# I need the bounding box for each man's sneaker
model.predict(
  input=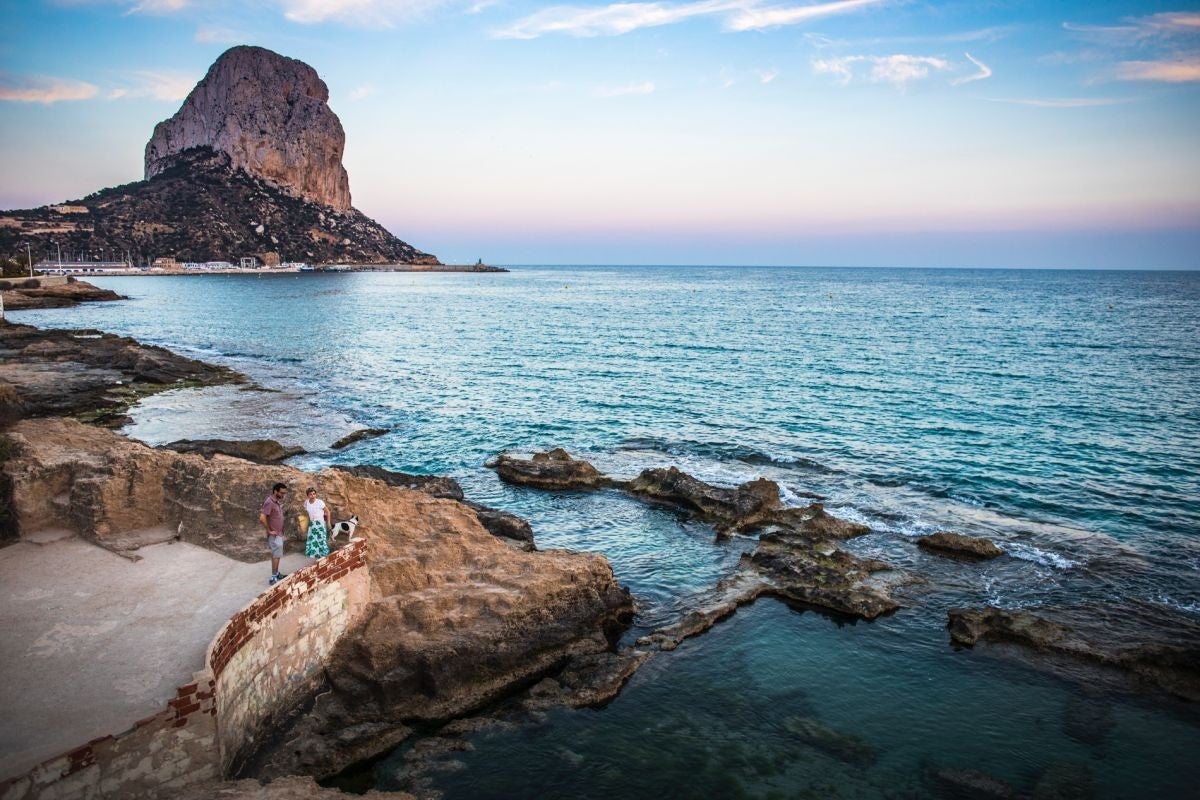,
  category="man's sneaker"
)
[269,575,278,586]
[275,572,288,580]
